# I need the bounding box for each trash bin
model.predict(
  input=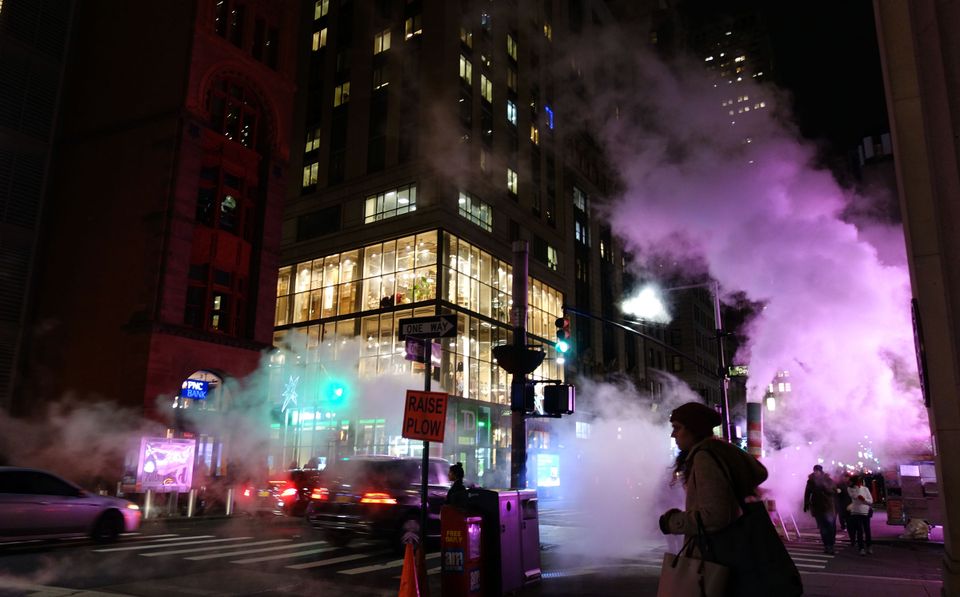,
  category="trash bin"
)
[441,505,483,596]
[467,488,541,596]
